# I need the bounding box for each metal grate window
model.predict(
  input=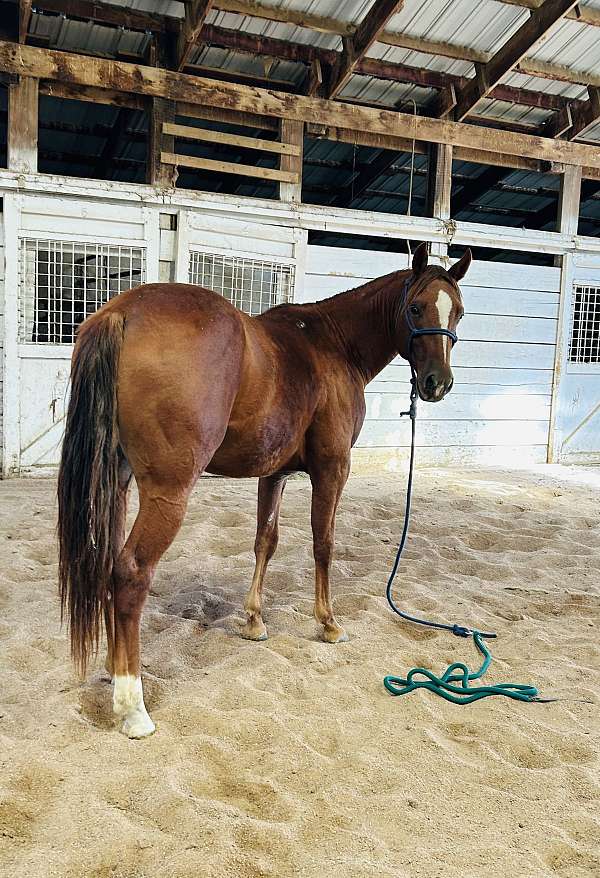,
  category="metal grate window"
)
[569,285,600,364]
[189,251,294,316]
[20,239,146,344]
